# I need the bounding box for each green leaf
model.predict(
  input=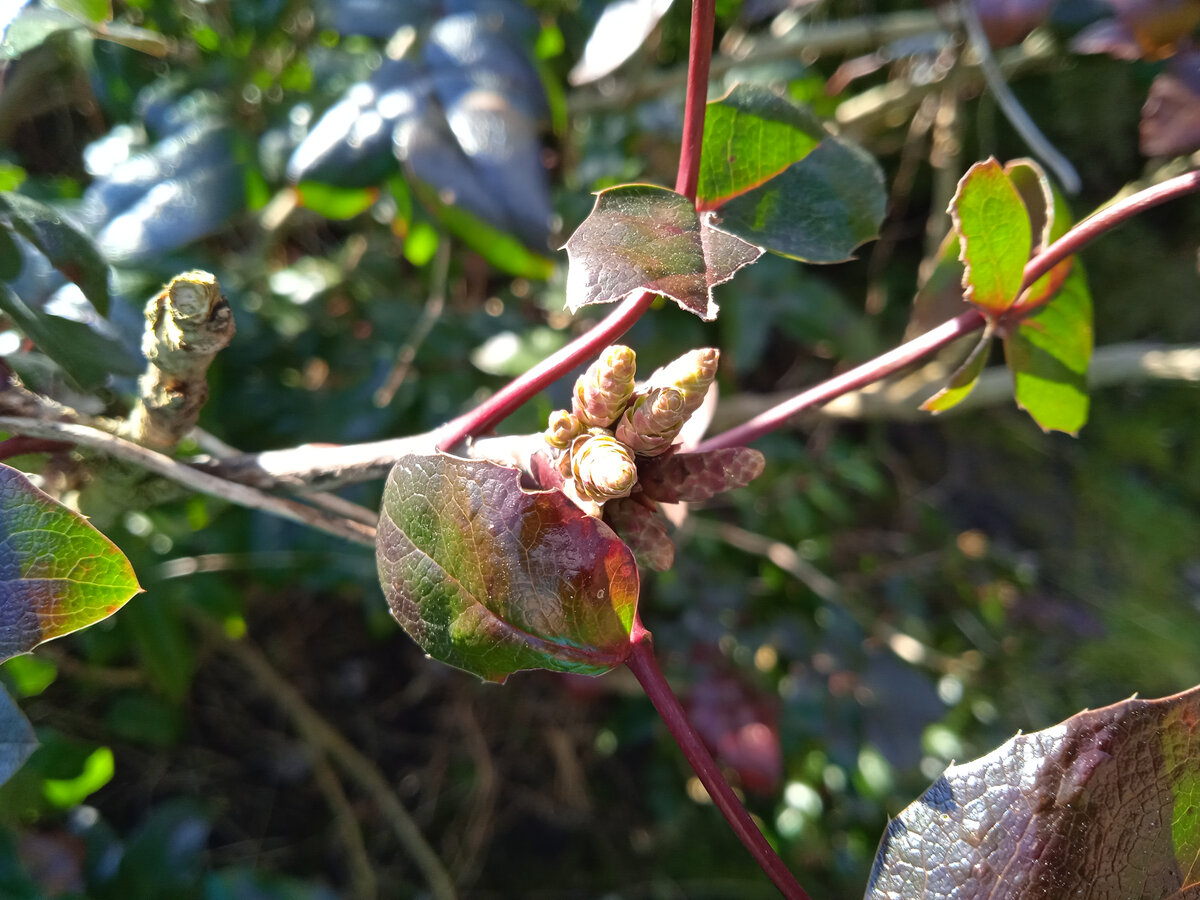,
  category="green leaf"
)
[0,687,36,791]
[294,182,379,220]
[0,166,25,194]
[867,684,1200,899]
[0,282,140,389]
[699,85,885,263]
[0,7,80,59]
[950,158,1032,313]
[0,464,142,663]
[376,454,639,683]
[470,326,569,377]
[422,190,553,280]
[46,0,111,24]
[922,328,995,413]
[1008,159,1076,310]
[1003,263,1093,434]
[564,184,762,321]
[0,192,110,314]
[697,84,821,207]
[42,745,114,808]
